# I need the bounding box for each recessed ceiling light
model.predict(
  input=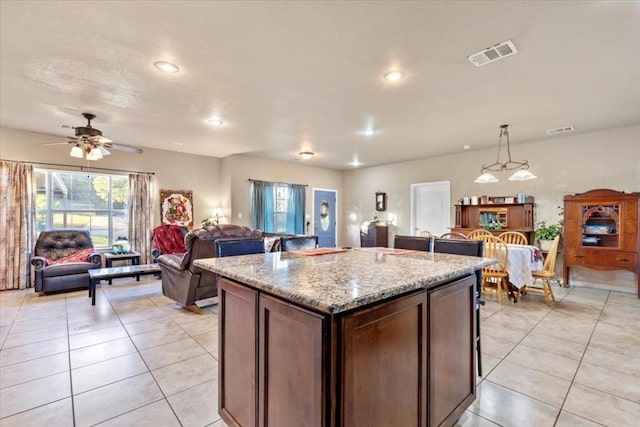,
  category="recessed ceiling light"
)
[384,70,404,81]
[463,145,472,150]
[361,129,376,136]
[154,61,179,73]
[350,159,362,167]
[299,151,314,160]
[172,142,183,146]
[207,118,223,126]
